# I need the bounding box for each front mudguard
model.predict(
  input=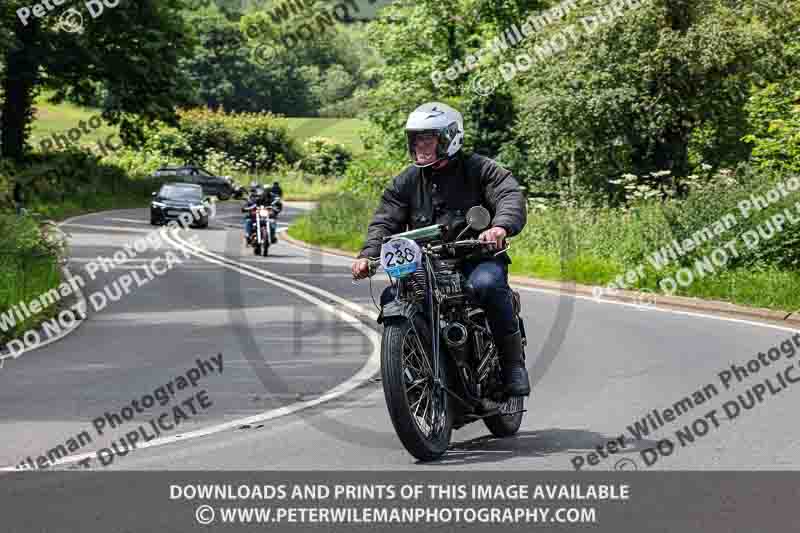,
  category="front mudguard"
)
[378,300,433,357]
[377,299,422,326]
